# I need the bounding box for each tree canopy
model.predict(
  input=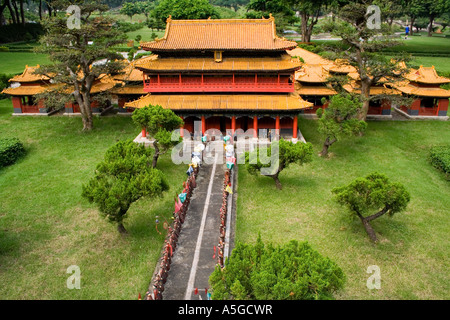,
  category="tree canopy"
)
[332,172,410,242]
[316,93,367,157]
[209,235,346,300]
[132,105,183,168]
[245,139,313,190]
[82,139,169,234]
[35,0,126,131]
[152,0,220,23]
